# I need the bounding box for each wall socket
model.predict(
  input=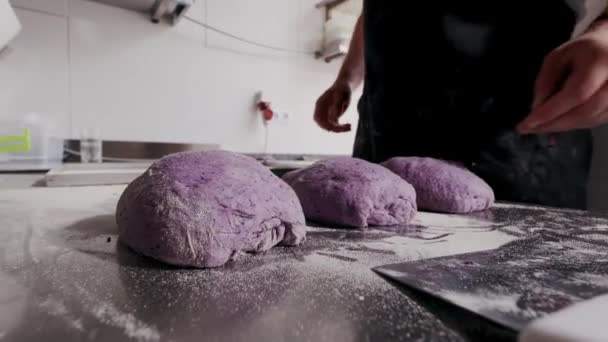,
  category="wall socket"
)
[254,90,290,125]
[270,111,290,125]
